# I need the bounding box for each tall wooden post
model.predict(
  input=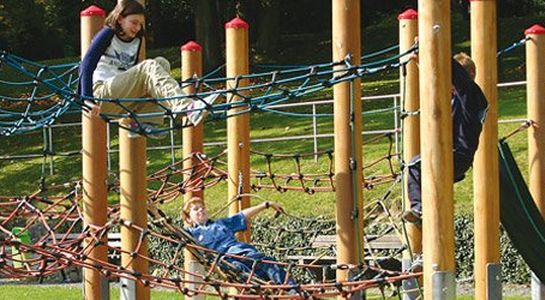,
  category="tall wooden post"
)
[119,125,149,300]
[181,41,205,300]
[225,17,251,241]
[525,24,545,300]
[332,0,363,286]
[181,41,204,202]
[80,5,109,300]
[119,1,149,299]
[470,1,502,299]
[417,0,456,298]
[398,8,421,300]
